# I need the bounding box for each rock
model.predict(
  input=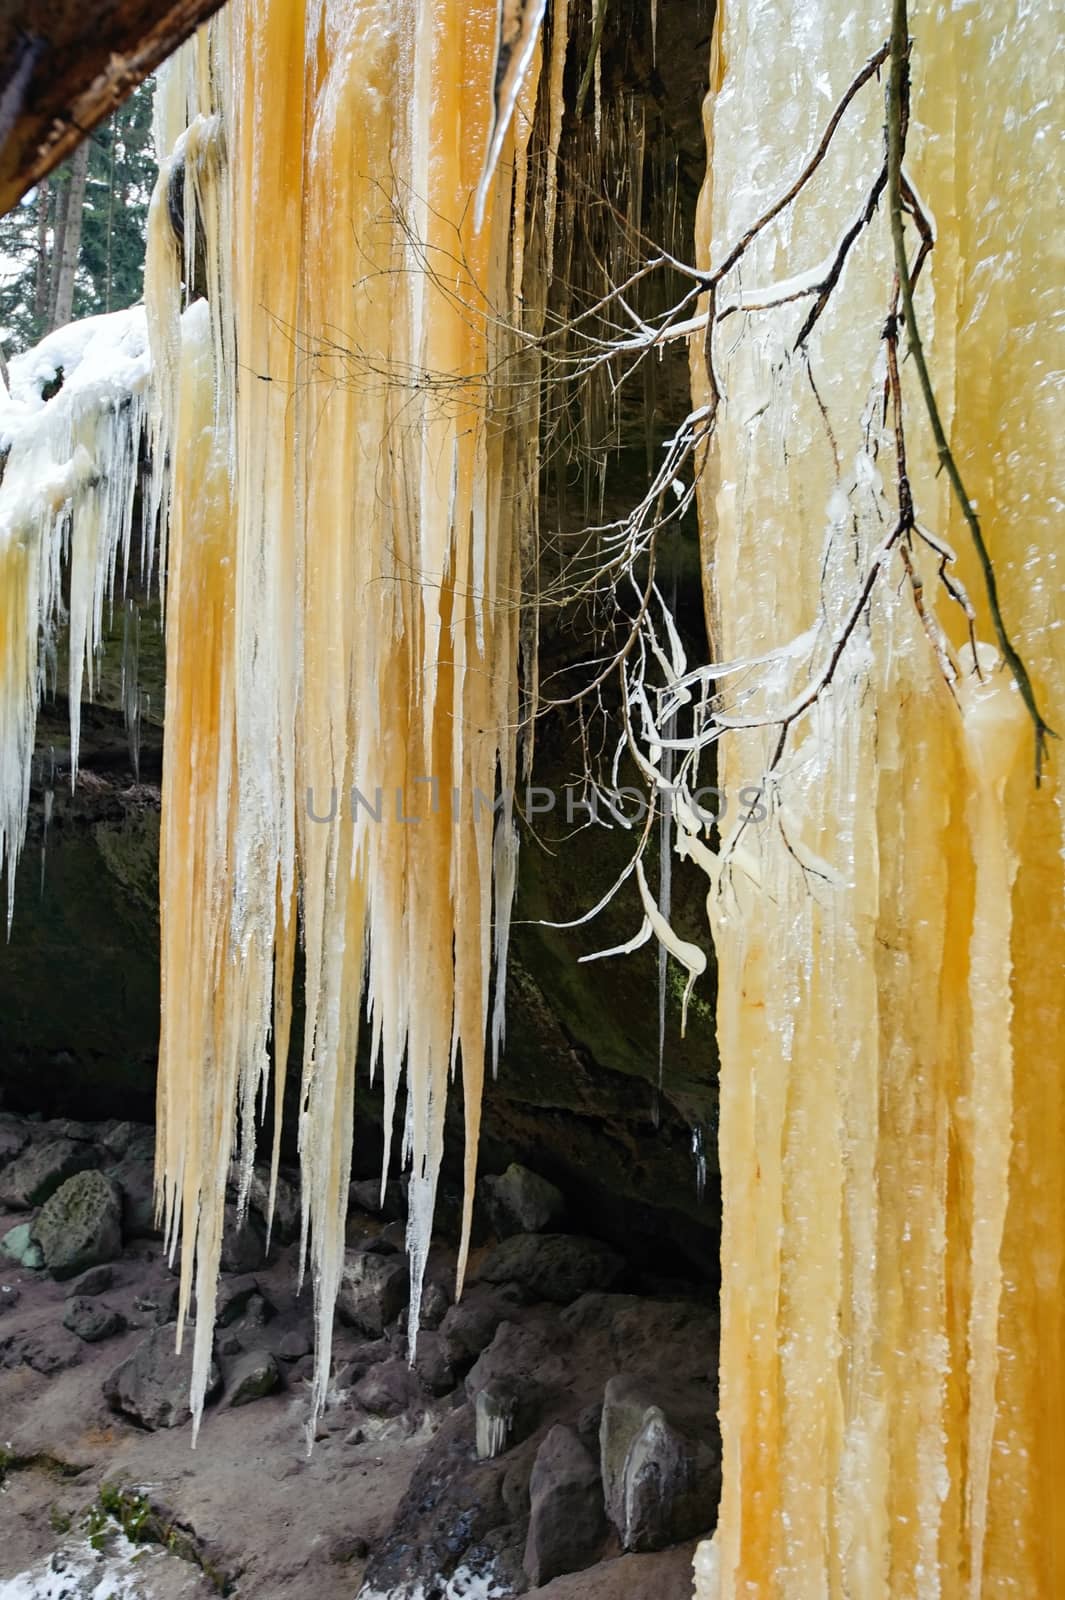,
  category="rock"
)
[524,1424,607,1586]
[214,1274,264,1327]
[412,1330,456,1396]
[599,1375,719,1552]
[150,1281,182,1326]
[354,1227,399,1256]
[482,1164,565,1239]
[328,1534,369,1564]
[337,1250,408,1337]
[46,1118,98,1143]
[67,1263,115,1297]
[0,1119,29,1168]
[379,1220,408,1253]
[228,1161,301,1245]
[220,1204,267,1273]
[420,1278,452,1331]
[226,1348,281,1406]
[359,1407,511,1596]
[479,1235,624,1304]
[523,1542,700,1599]
[349,1177,407,1222]
[438,1283,525,1373]
[0,1138,96,1208]
[1,1329,81,1375]
[104,1324,222,1429]
[278,1328,312,1362]
[474,1374,538,1459]
[62,1297,126,1343]
[1,1221,44,1269]
[353,1357,420,1417]
[335,1339,391,1388]
[0,1283,20,1312]
[95,1119,146,1159]
[31,1170,122,1281]
[106,1154,161,1239]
